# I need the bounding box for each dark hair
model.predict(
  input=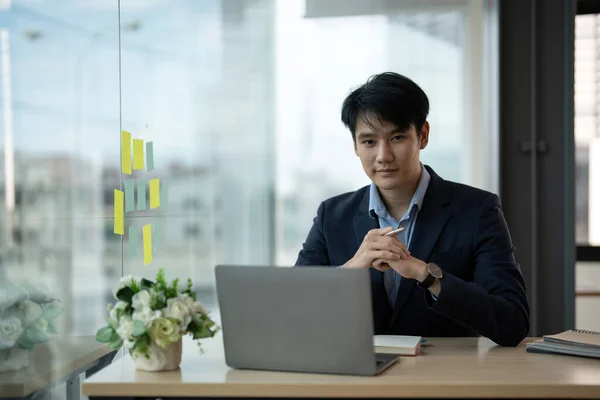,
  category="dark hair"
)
[341,72,430,141]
